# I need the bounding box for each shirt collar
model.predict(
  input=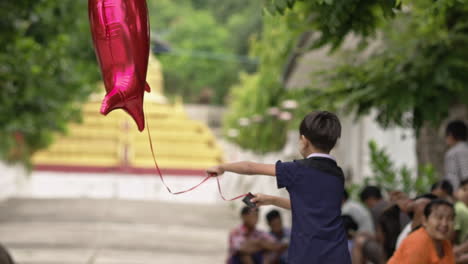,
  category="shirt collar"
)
[307,153,336,161]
